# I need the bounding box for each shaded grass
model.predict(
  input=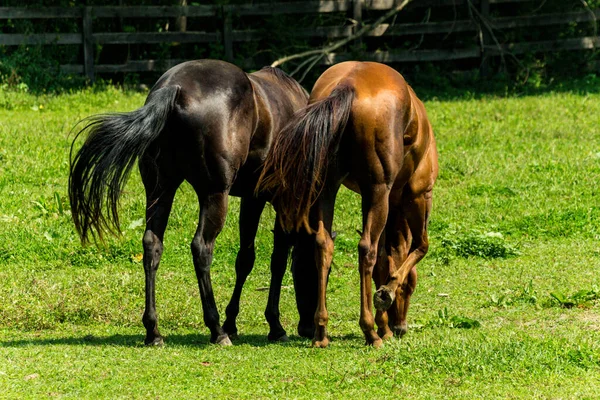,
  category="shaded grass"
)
[1,83,600,398]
